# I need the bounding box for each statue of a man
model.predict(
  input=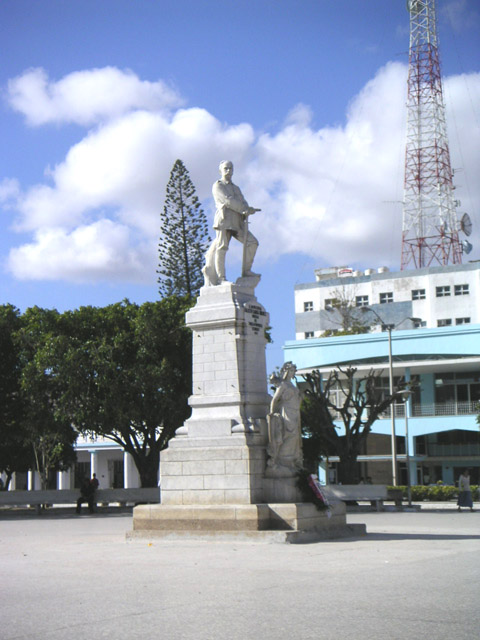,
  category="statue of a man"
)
[202,160,260,286]
[266,362,303,477]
